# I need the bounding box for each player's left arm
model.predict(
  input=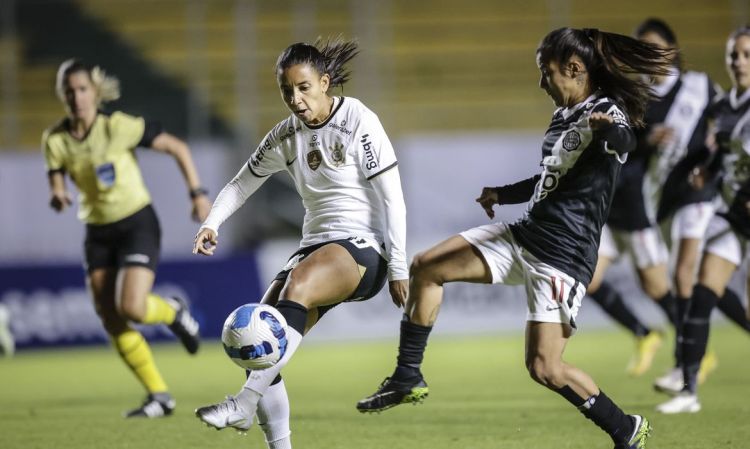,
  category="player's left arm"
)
[589,105,636,156]
[359,113,409,307]
[149,131,211,222]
